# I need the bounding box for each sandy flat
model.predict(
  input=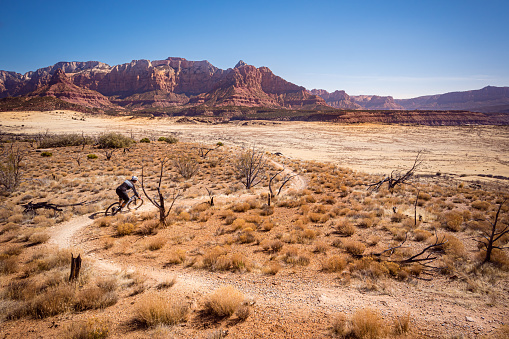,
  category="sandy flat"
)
[1,110,508,180]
